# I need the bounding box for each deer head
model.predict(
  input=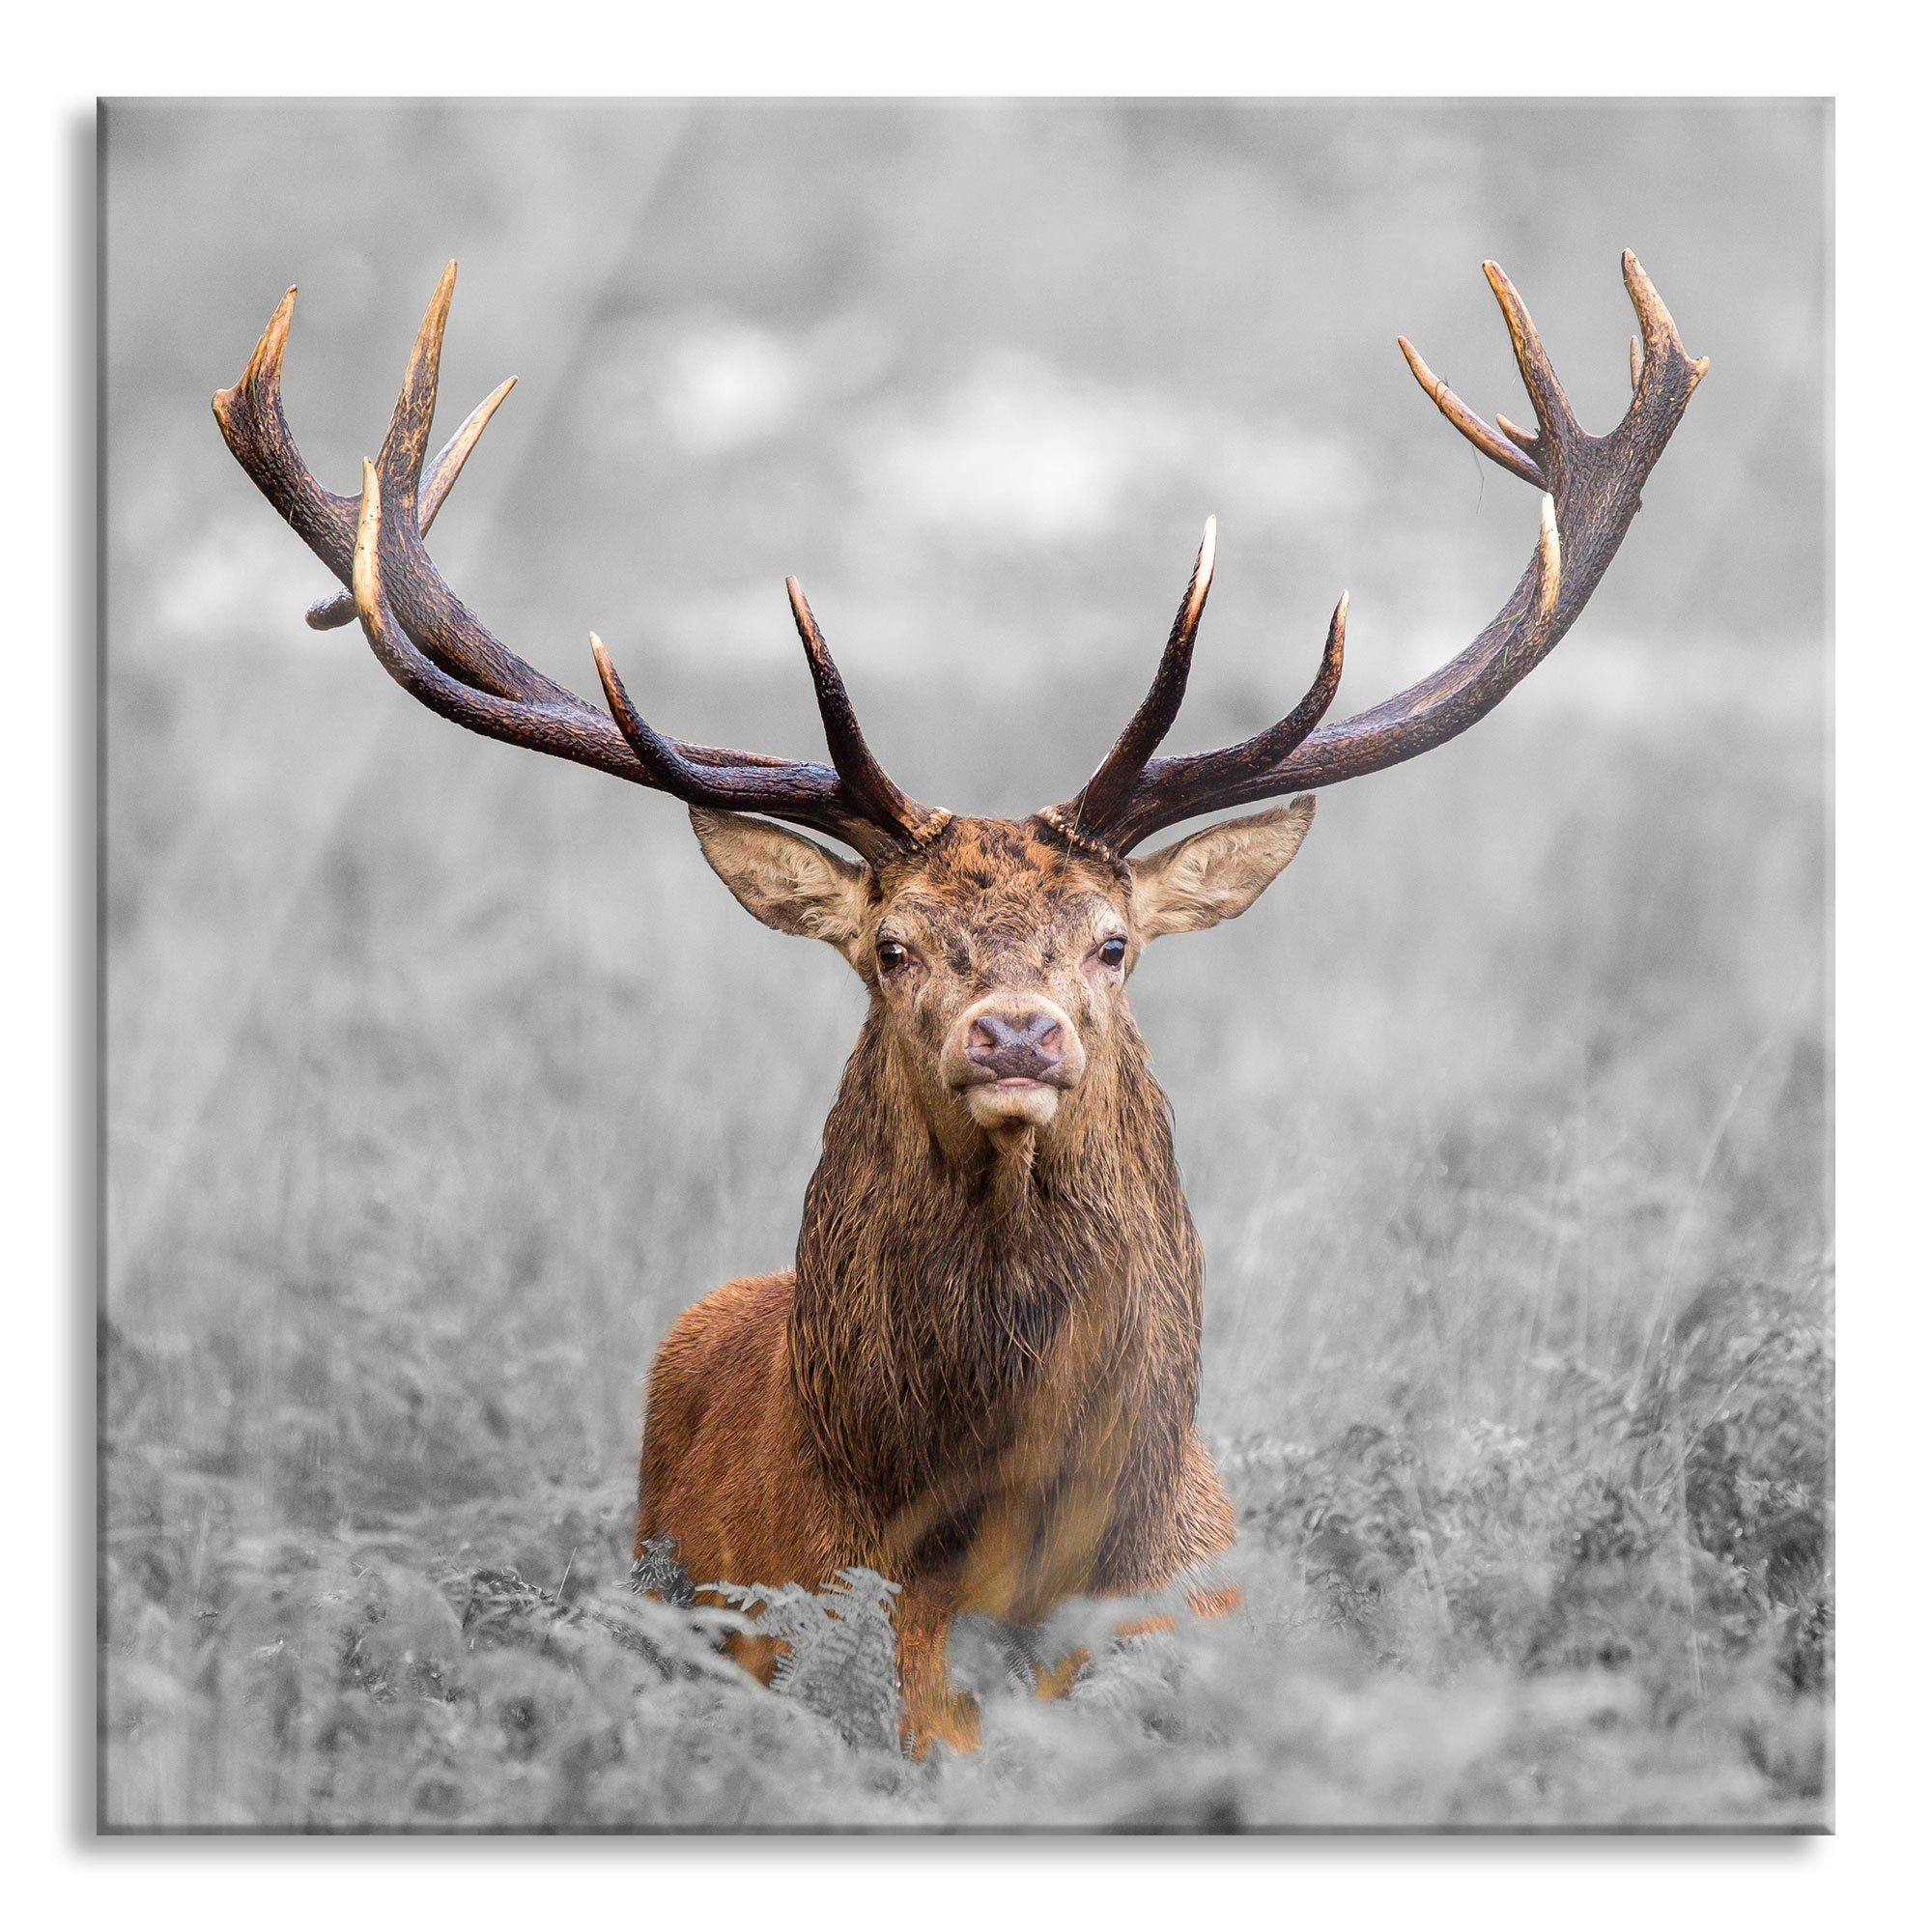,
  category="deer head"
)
[213,257,1705,1170]
[686,793,1316,1151]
